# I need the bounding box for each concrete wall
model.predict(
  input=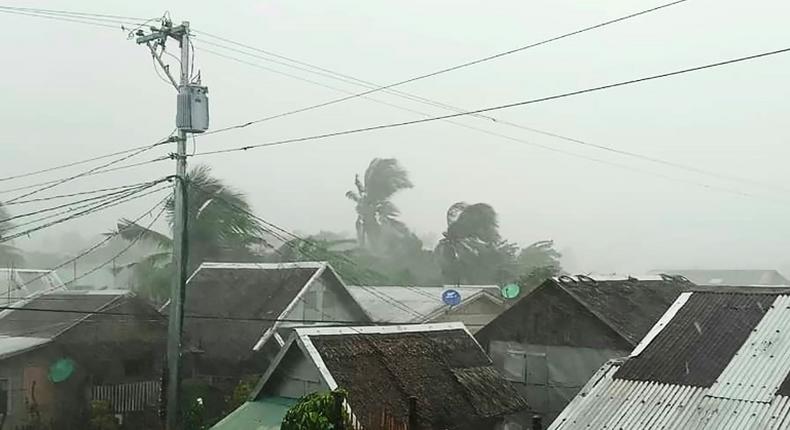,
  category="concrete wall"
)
[489,341,626,425]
